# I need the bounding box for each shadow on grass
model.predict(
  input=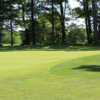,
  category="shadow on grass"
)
[73,65,100,72]
[0,45,100,52]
